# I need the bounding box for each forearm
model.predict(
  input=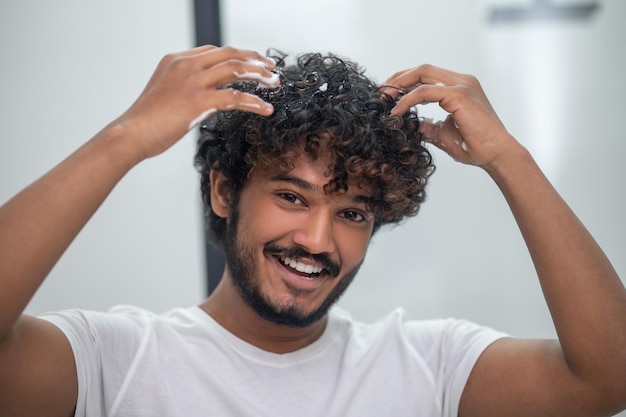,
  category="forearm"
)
[487,142,626,391]
[0,121,144,338]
